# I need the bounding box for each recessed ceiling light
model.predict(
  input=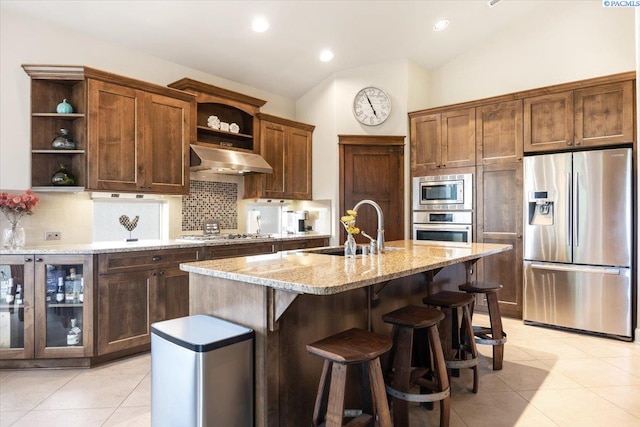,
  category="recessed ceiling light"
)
[319,49,334,62]
[487,0,503,7]
[252,16,269,33]
[433,19,449,32]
